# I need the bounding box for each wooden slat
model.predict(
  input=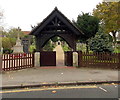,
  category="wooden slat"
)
[3,55,5,71]
[5,54,9,70]
[78,52,119,69]
[2,53,35,71]
[28,53,30,67]
[30,54,32,67]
